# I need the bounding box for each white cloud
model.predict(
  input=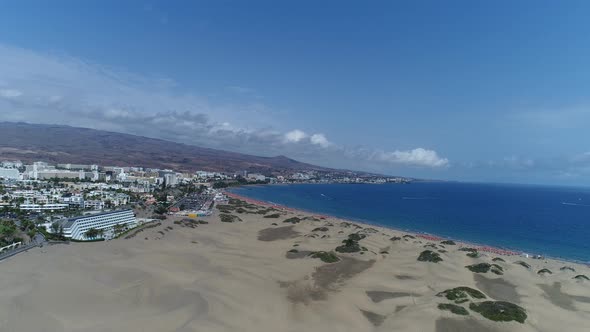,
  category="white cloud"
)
[371,148,449,167]
[310,133,331,148]
[0,42,451,171]
[284,129,308,143]
[0,89,22,98]
[284,131,332,149]
[0,43,283,153]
